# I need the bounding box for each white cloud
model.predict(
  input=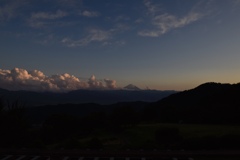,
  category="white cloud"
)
[80,10,99,17]
[104,79,117,89]
[139,0,204,37]
[0,68,117,92]
[88,75,104,89]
